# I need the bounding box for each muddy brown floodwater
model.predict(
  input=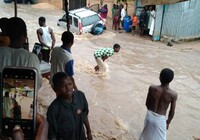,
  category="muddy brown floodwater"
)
[1,1,200,140]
